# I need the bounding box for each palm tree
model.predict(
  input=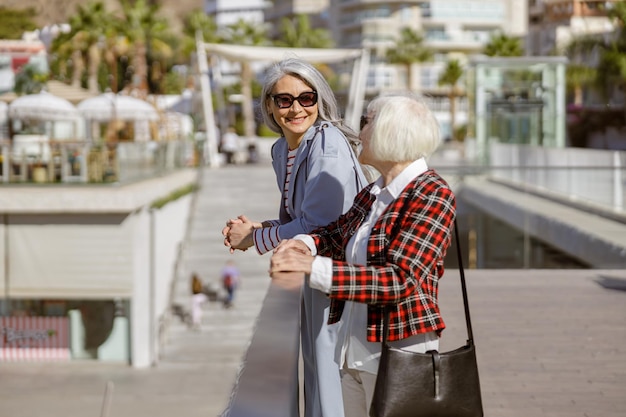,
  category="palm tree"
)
[595,2,626,100]
[81,2,113,93]
[563,2,626,104]
[566,65,596,105]
[100,25,130,93]
[386,27,432,91]
[51,1,112,92]
[274,14,334,48]
[483,32,524,57]
[50,32,80,85]
[564,35,600,105]
[438,60,464,140]
[119,0,173,94]
[181,10,221,60]
[222,19,271,138]
[52,3,94,87]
